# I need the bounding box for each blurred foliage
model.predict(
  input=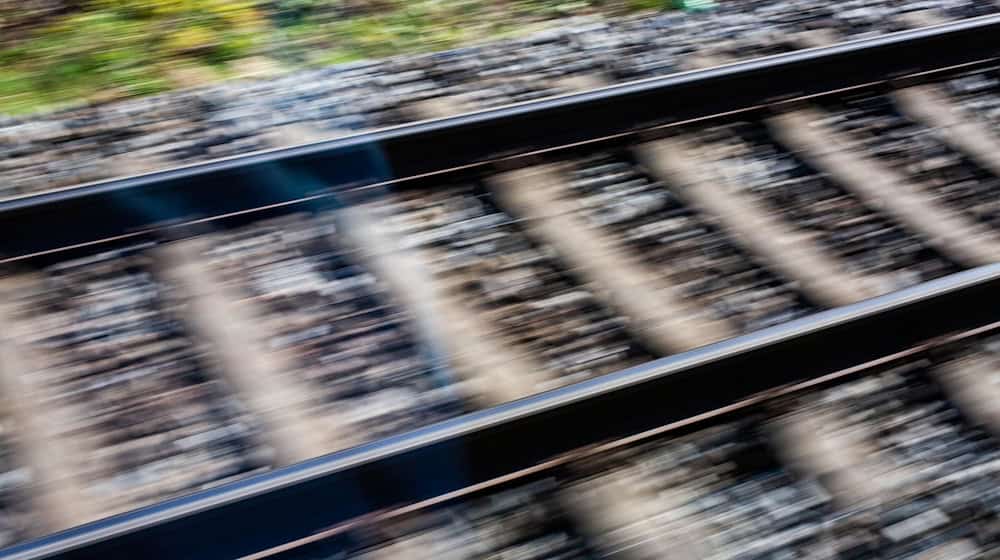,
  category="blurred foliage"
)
[270,0,671,65]
[0,0,265,113]
[0,0,671,115]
